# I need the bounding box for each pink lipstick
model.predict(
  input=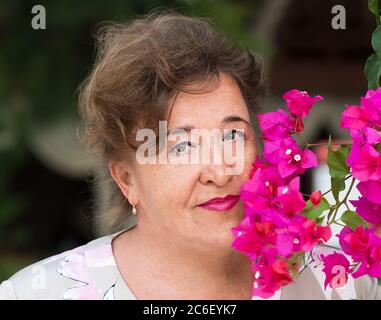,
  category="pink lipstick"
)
[198,195,240,212]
